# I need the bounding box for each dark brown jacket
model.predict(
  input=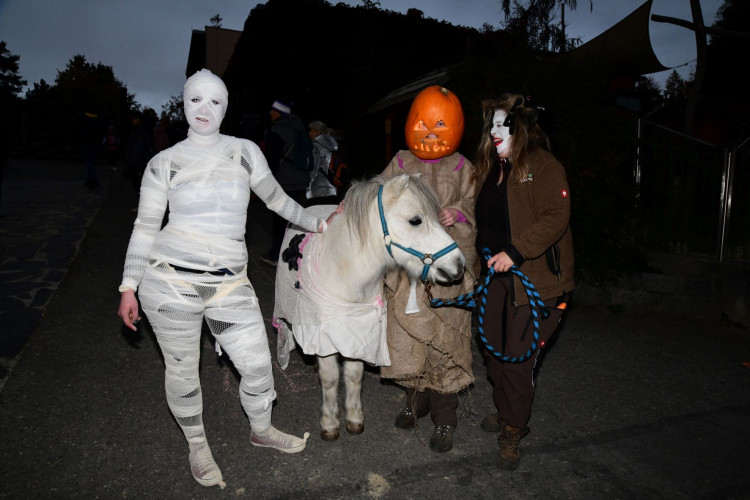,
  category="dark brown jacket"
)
[503,149,575,305]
